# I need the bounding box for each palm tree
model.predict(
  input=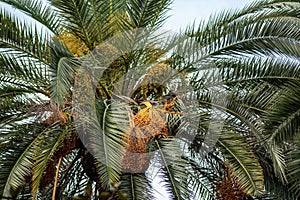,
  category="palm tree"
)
[0,0,300,199]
